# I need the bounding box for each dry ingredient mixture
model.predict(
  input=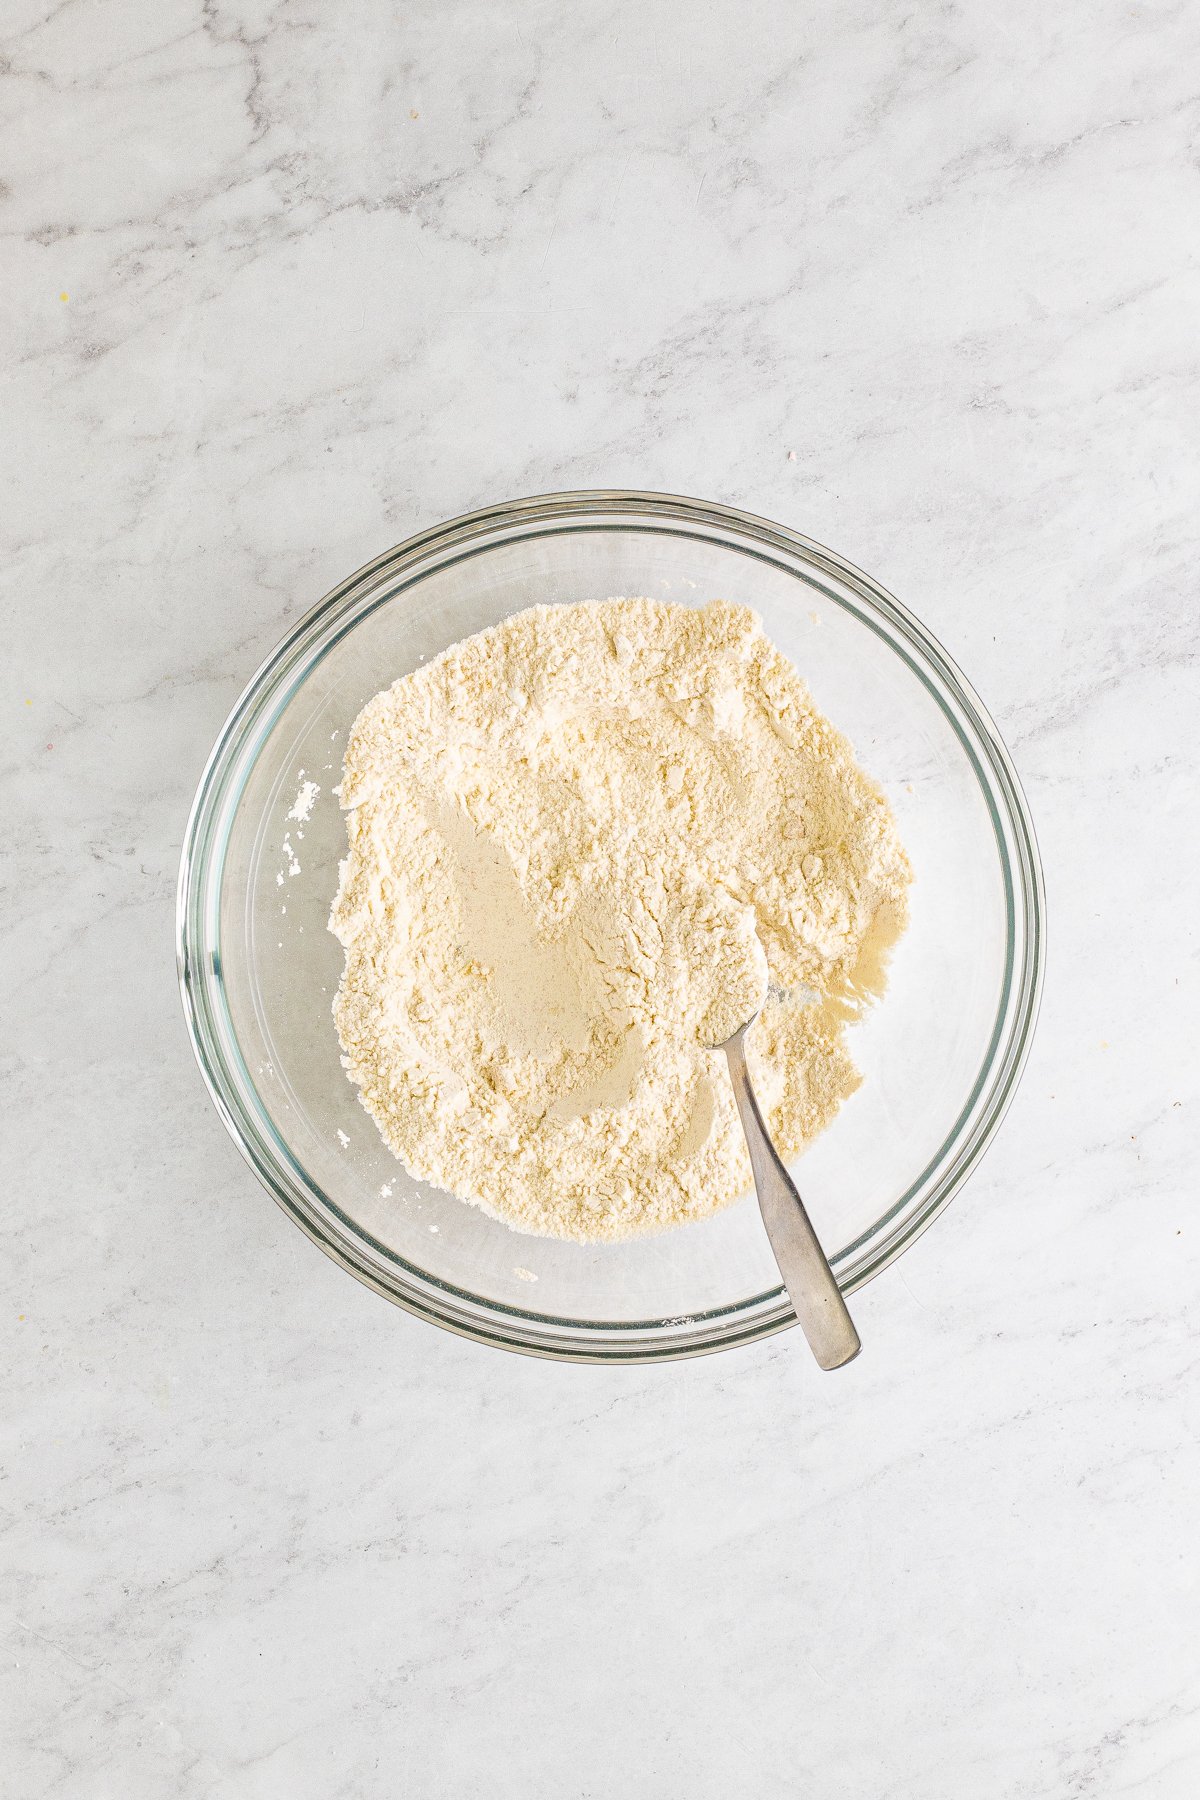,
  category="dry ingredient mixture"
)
[330,599,911,1242]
